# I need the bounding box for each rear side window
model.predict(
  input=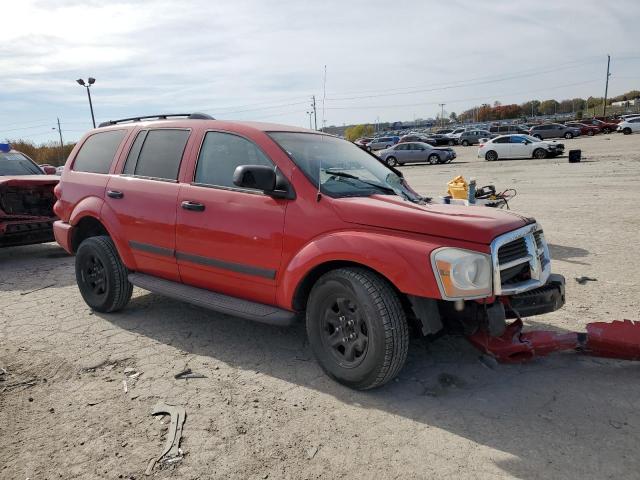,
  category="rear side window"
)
[194,131,272,189]
[124,129,189,181]
[73,130,126,174]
